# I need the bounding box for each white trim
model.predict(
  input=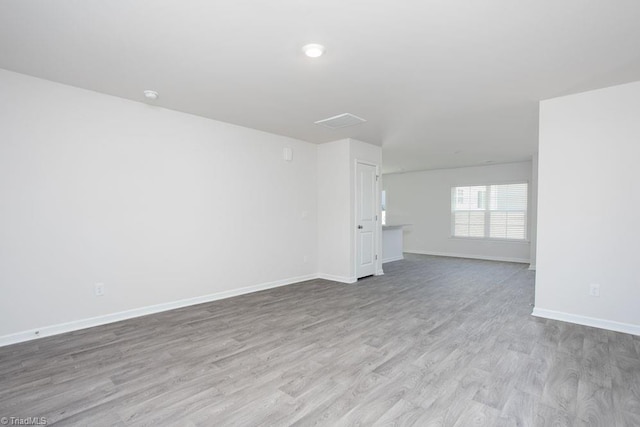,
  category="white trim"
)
[532,308,640,336]
[448,236,530,244]
[404,250,530,264]
[382,255,404,264]
[317,273,357,284]
[454,178,531,188]
[528,264,536,270]
[0,273,319,347]
[375,269,385,276]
